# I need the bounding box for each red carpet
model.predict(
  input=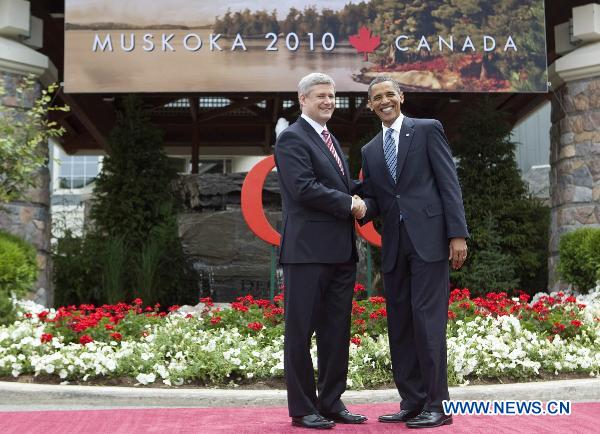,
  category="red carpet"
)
[1,402,597,433]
